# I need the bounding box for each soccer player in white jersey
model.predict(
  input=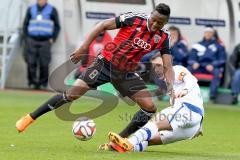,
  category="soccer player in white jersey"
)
[108,57,204,152]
